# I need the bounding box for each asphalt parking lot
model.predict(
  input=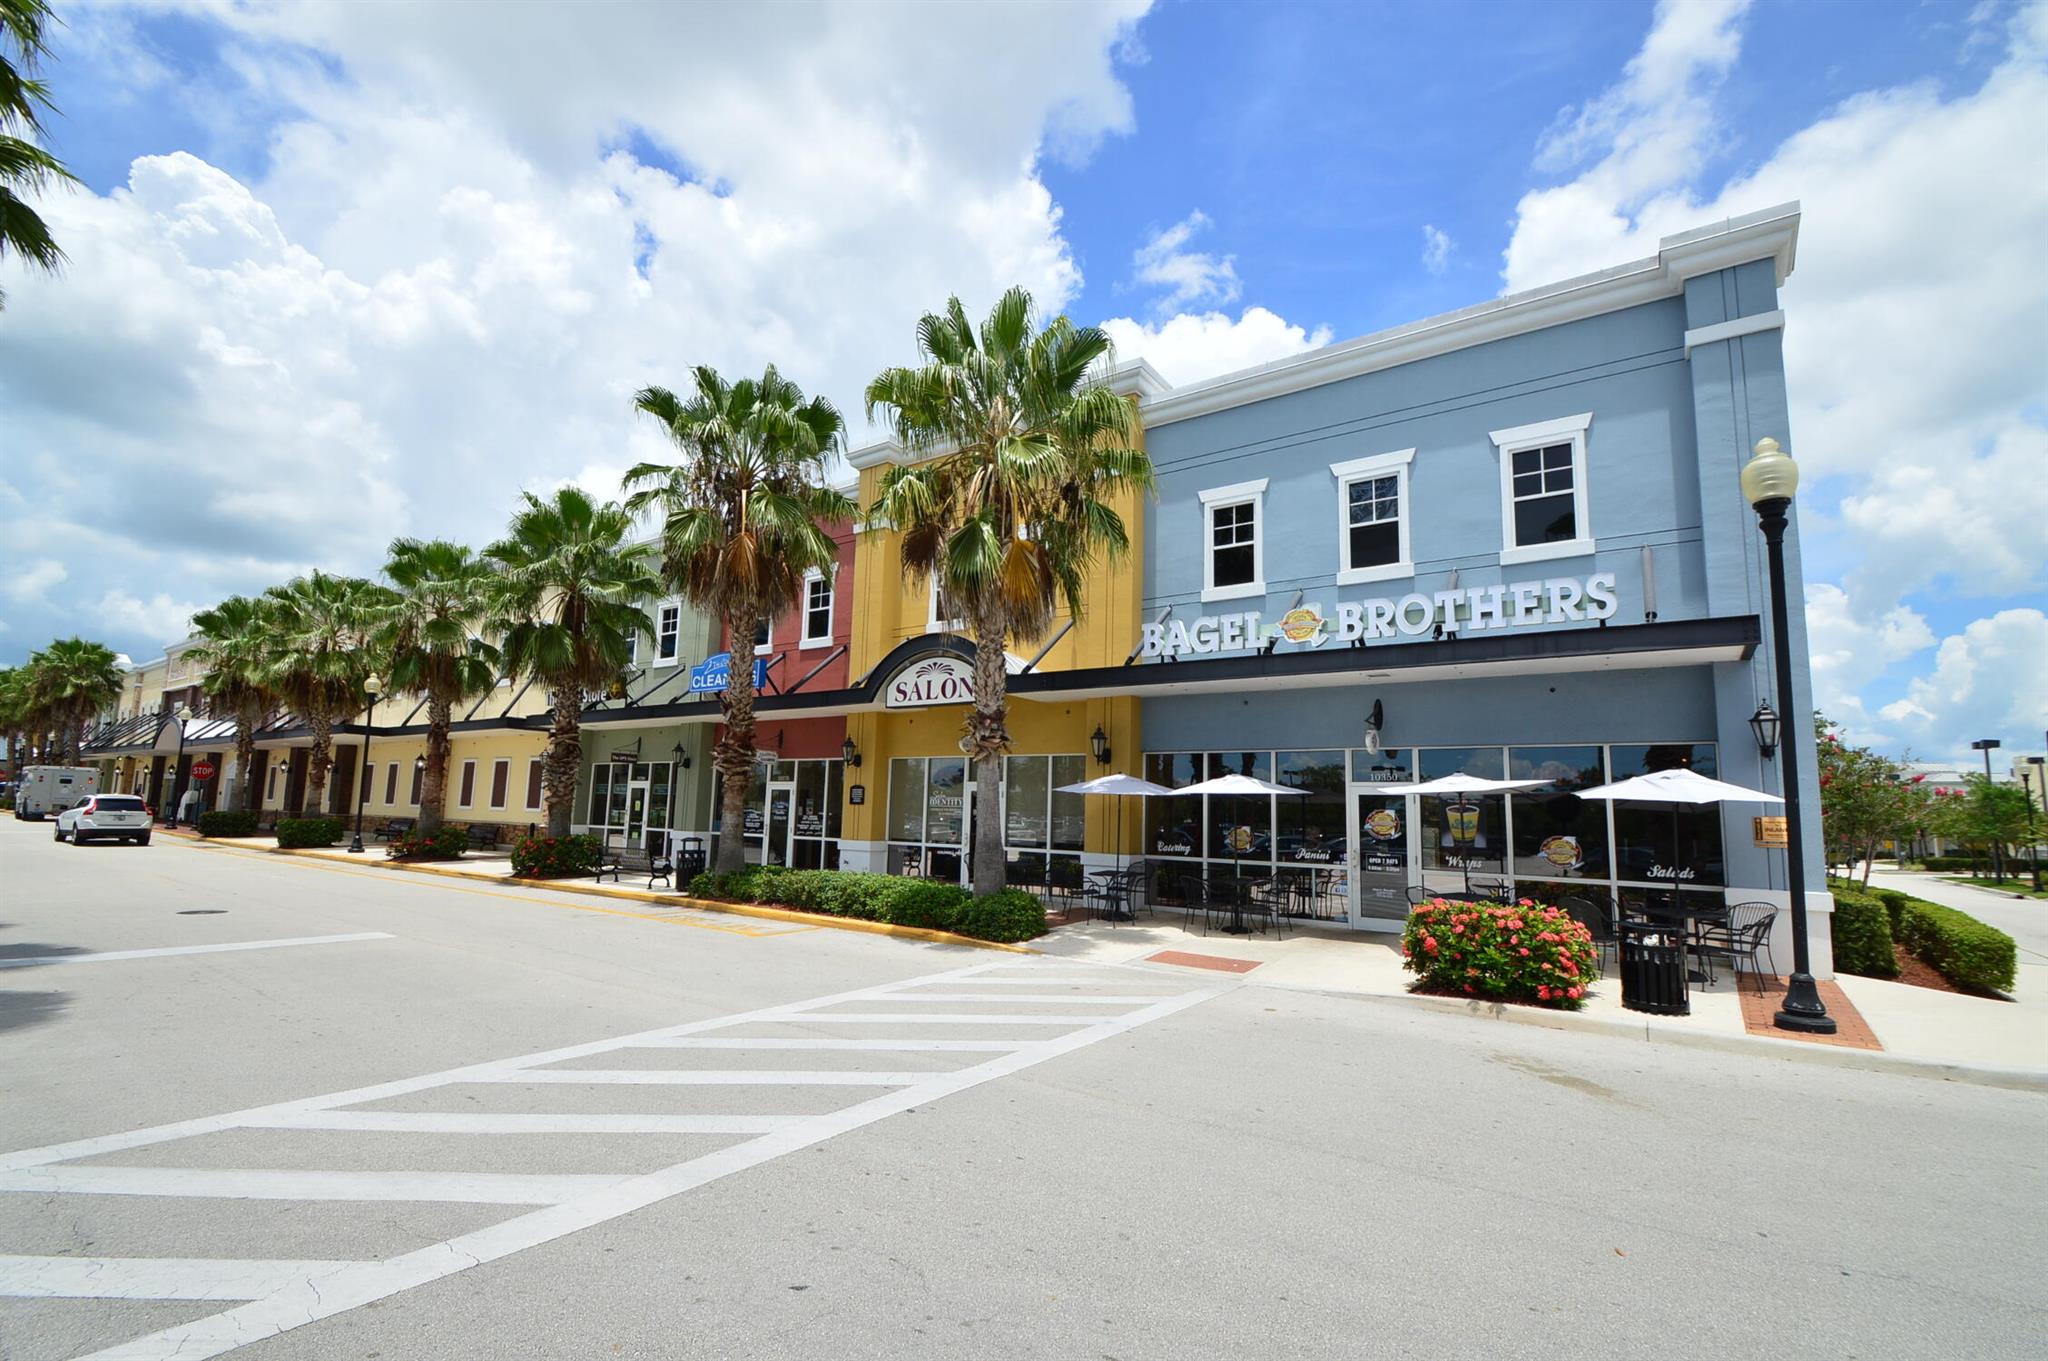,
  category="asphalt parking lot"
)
[3,818,2043,1360]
